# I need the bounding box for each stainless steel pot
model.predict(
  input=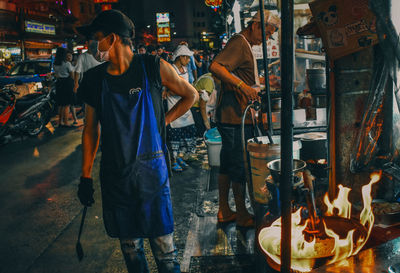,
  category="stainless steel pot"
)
[307,68,326,90]
[295,132,327,161]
